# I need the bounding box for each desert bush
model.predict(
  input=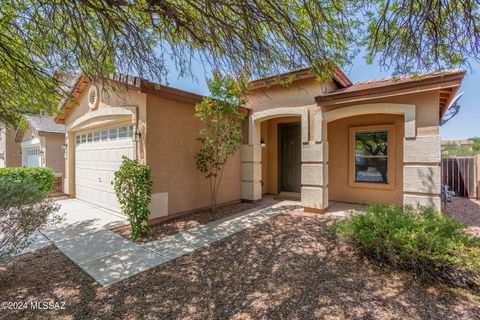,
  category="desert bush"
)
[0,176,61,260]
[113,157,152,240]
[0,167,55,194]
[334,204,480,289]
